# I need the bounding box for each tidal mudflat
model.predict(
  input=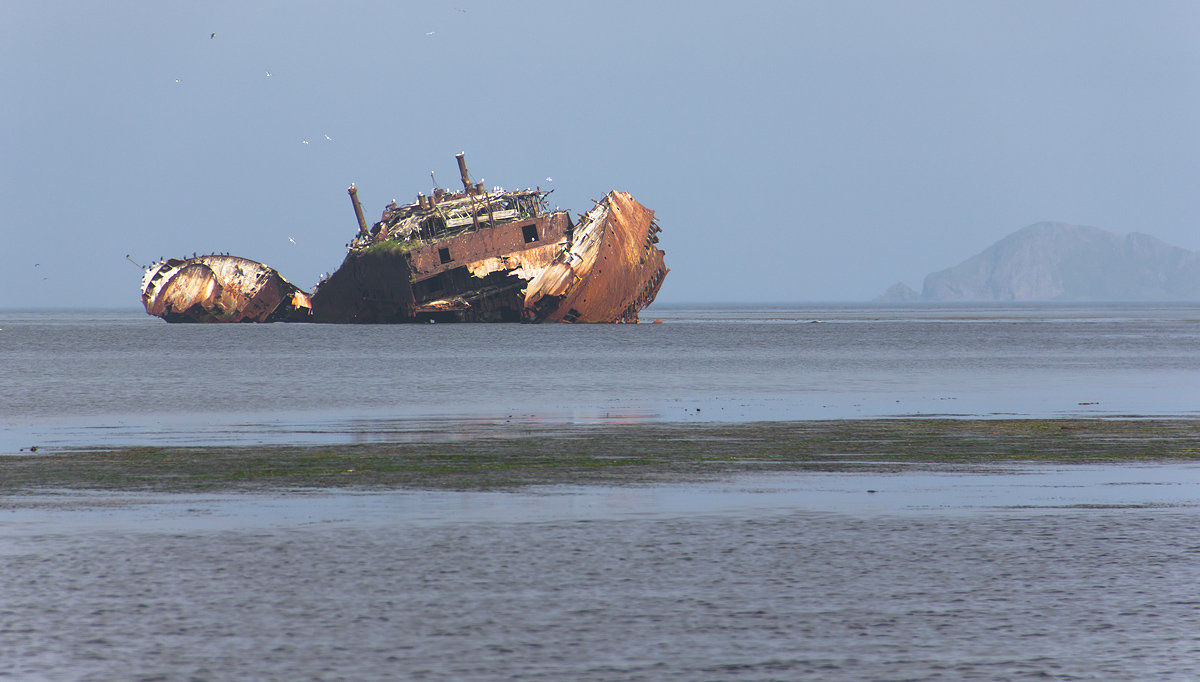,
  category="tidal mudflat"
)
[3,418,1198,494]
[4,419,1199,680]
